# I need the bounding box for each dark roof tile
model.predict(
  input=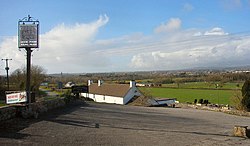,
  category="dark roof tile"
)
[89,83,130,97]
